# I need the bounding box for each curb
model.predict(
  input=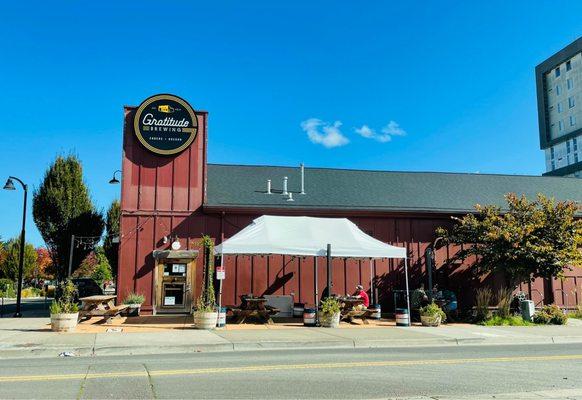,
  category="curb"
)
[1,336,582,359]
